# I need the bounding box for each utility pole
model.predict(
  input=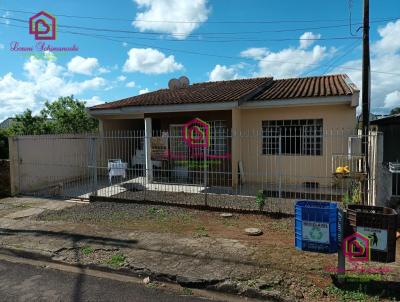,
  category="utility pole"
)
[361,0,370,204]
